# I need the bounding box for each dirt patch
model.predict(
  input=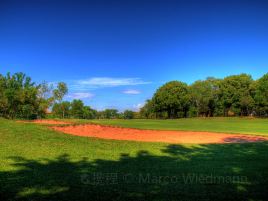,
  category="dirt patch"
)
[51,124,268,144]
[18,119,71,125]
